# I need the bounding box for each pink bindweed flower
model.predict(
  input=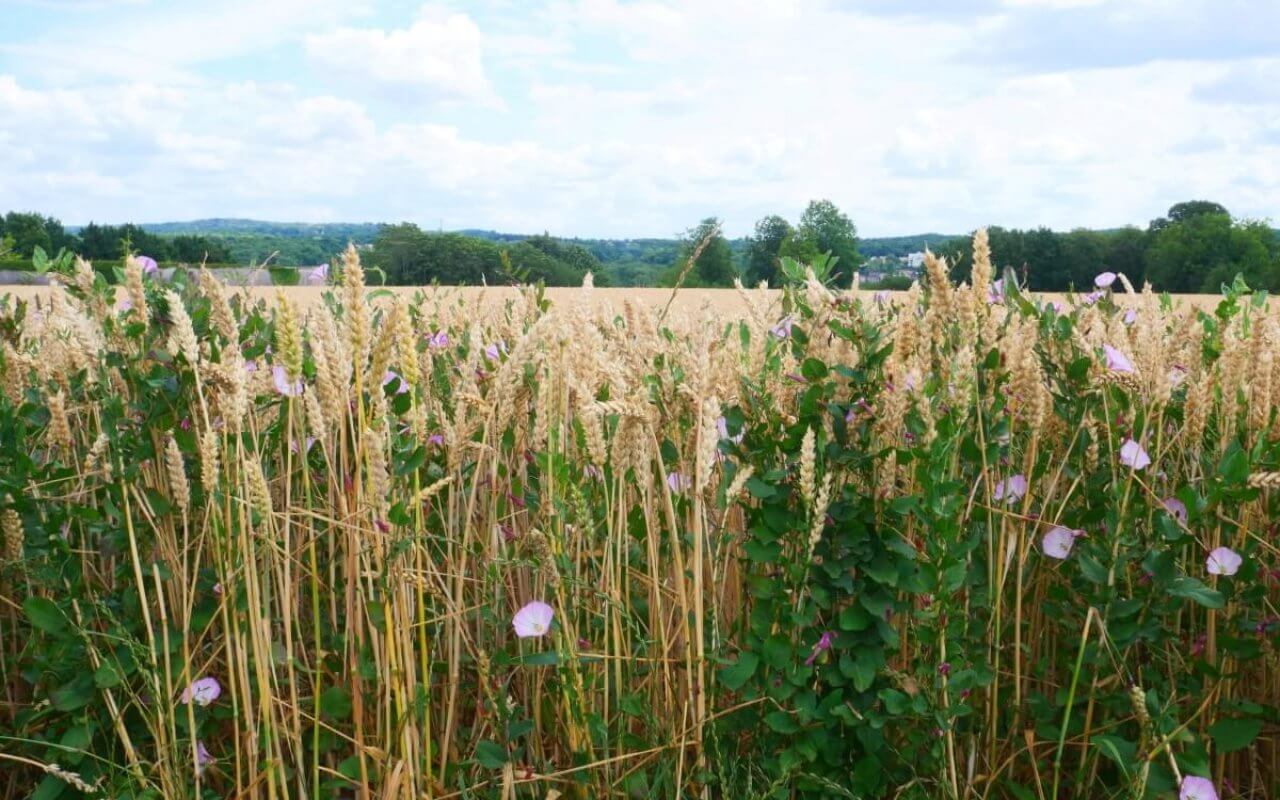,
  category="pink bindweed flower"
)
[1094,271,1117,288]
[804,631,834,666]
[180,676,221,706]
[1161,497,1188,524]
[1179,776,1218,800]
[383,370,410,394]
[305,263,329,285]
[1119,439,1151,470]
[137,255,158,275]
[1041,526,1081,560]
[195,741,214,775]
[994,474,1028,504]
[1206,547,1242,577]
[512,600,554,638]
[987,279,1004,304]
[1103,344,1135,373]
[272,366,303,397]
[770,316,794,339]
[666,471,691,494]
